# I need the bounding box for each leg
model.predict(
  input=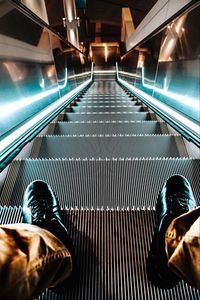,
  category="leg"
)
[147,175,197,288]
[166,207,200,289]
[0,223,72,300]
